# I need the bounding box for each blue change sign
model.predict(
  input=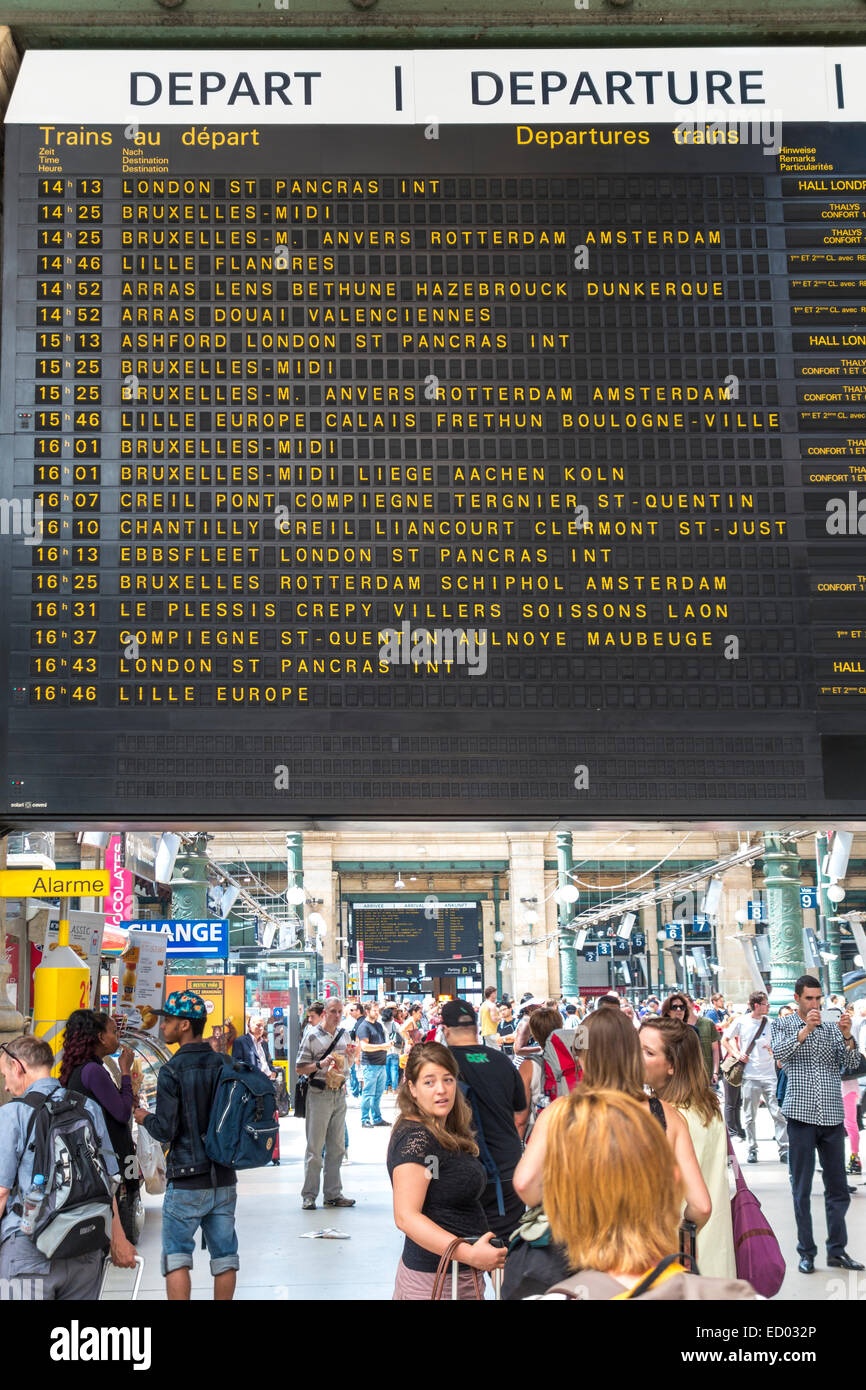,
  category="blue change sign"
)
[121,919,229,958]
